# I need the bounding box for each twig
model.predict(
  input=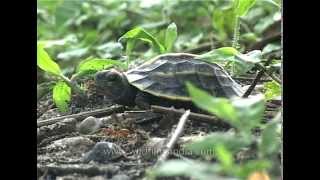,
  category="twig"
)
[243,58,274,97]
[37,105,125,127]
[242,71,265,98]
[233,77,271,82]
[156,110,190,164]
[151,105,228,126]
